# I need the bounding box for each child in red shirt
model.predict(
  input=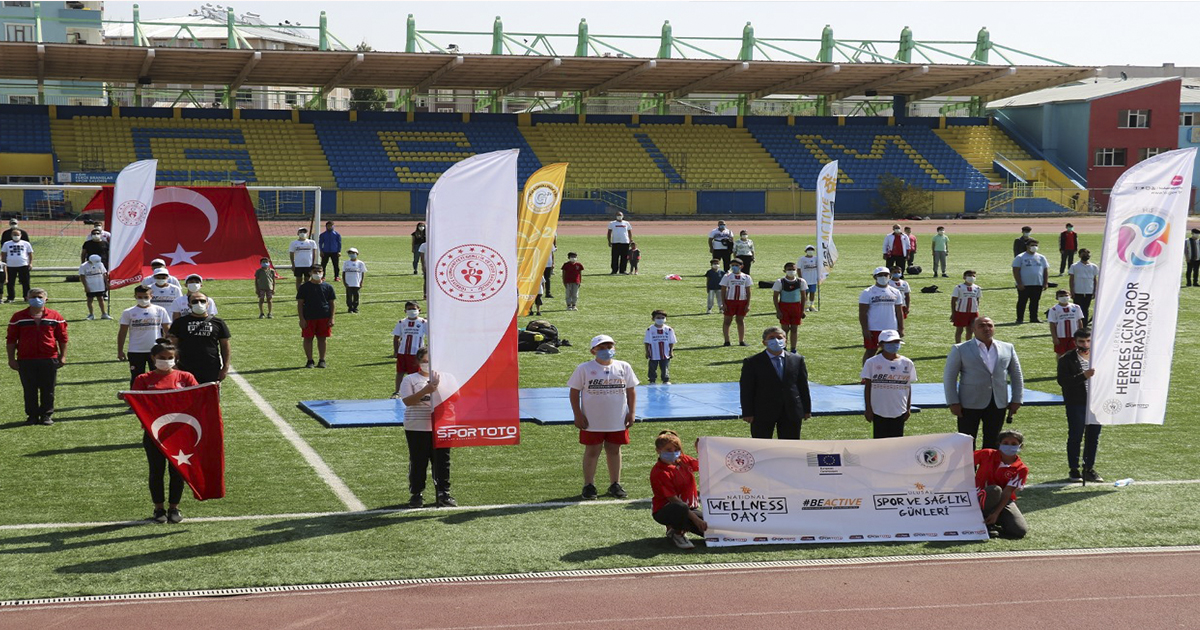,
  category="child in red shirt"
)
[561,252,584,311]
[974,430,1029,539]
[129,338,199,525]
[650,430,707,549]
